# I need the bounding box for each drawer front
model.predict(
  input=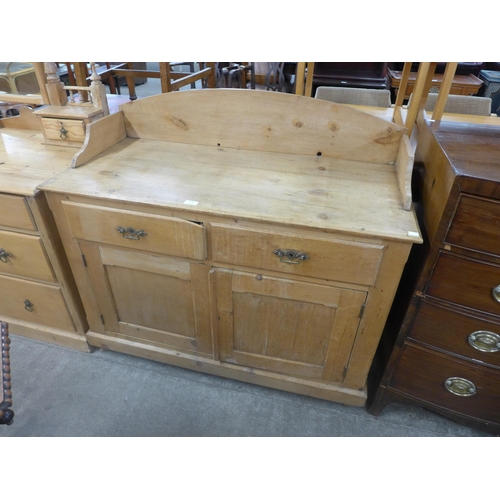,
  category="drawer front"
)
[0,274,75,331]
[389,344,500,424]
[0,194,35,231]
[409,300,500,368]
[446,195,500,257]
[0,230,55,282]
[62,201,206,260]
[211,223,384,286]
[41,117,86,143]
[427,252,500,316]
